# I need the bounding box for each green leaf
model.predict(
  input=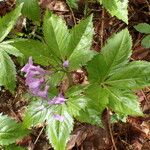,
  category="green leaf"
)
[134,23,150,34]
[9,39,57,66]
[0,114,28,145]
[22,100,50,128]
[85,84,109,113]
[101,29,132,70]
[87,54,108,83]
[68,15,95,70]
[66,0,78,9]
[105,61,150,89]
[0,50,16,92]
[0,4,22,42]
[73,85,108,126]
[105,87,143,115]
[46,105,74,150]
[101,0,128,24]
[48,71,65,87]
[43,11,69,60]
[0,43,23,57]
[87,29,132,83]
[4,144,26,150]
[75,100,103,126]
[67,96,88,117]
[142,35,150,48]
[66,85,85,97]
[17,0,40,21]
